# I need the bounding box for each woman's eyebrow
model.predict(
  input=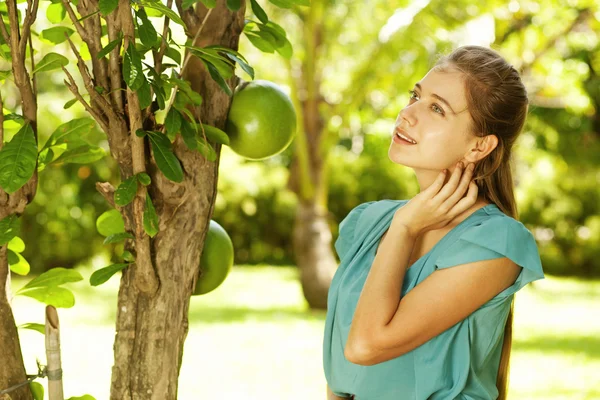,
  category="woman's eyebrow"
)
[414,83,457,115]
